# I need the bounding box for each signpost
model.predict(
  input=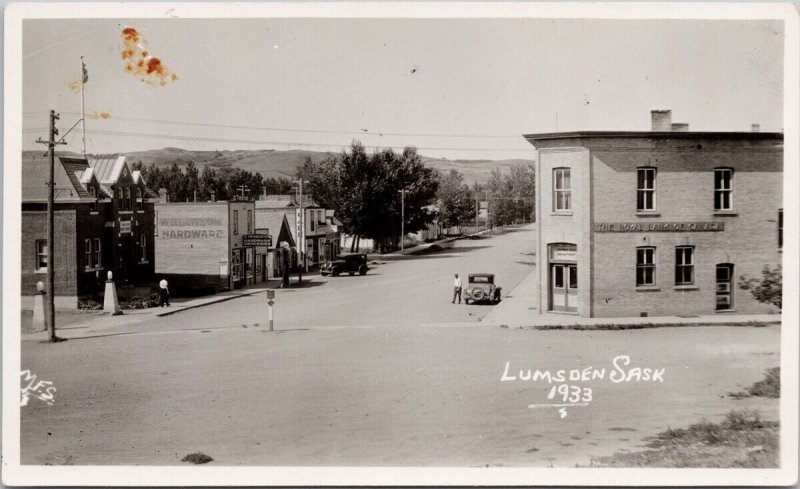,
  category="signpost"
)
[242,234,271,247]
[266,289,275,332]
